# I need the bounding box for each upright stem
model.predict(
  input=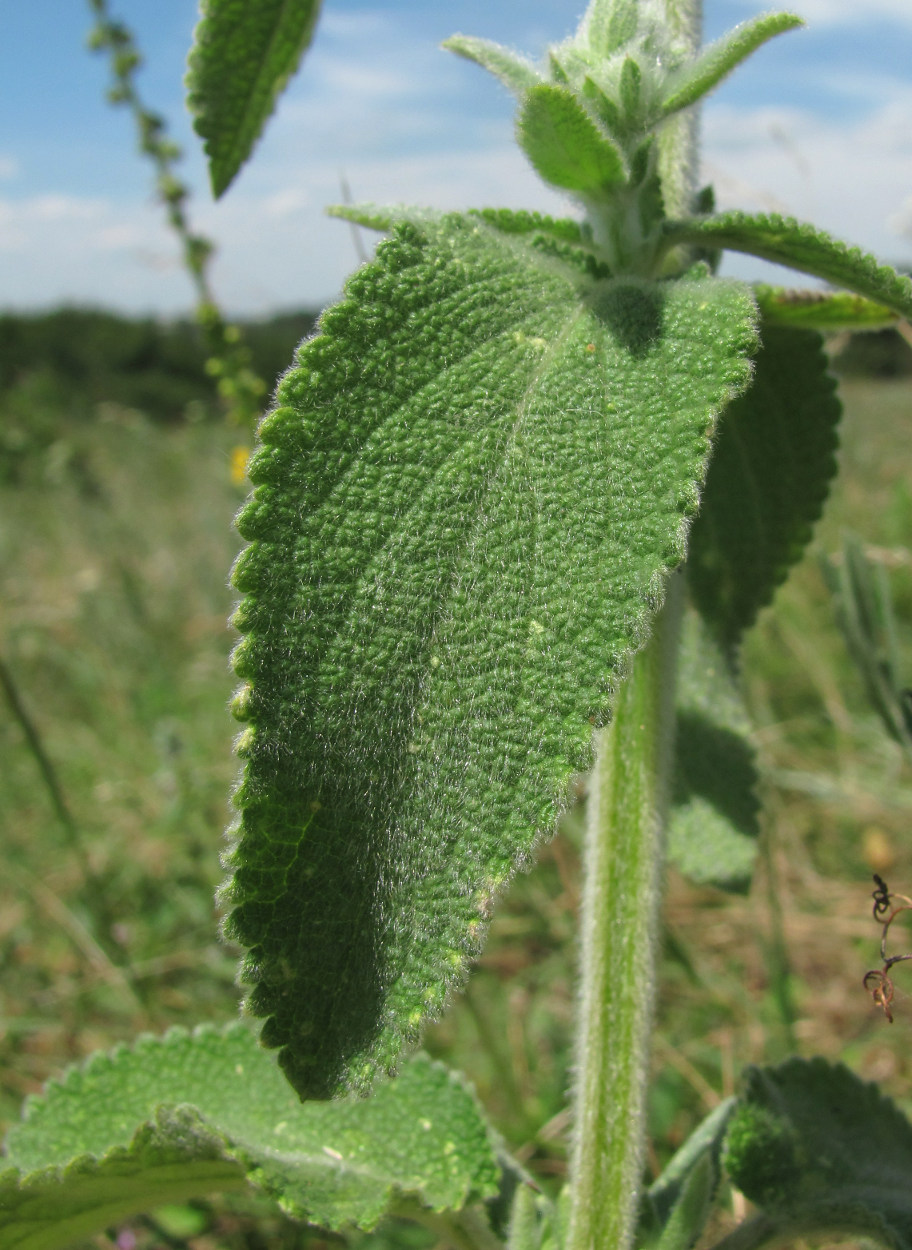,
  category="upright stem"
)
[658,0,703,221]
[567,573,683,1250]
